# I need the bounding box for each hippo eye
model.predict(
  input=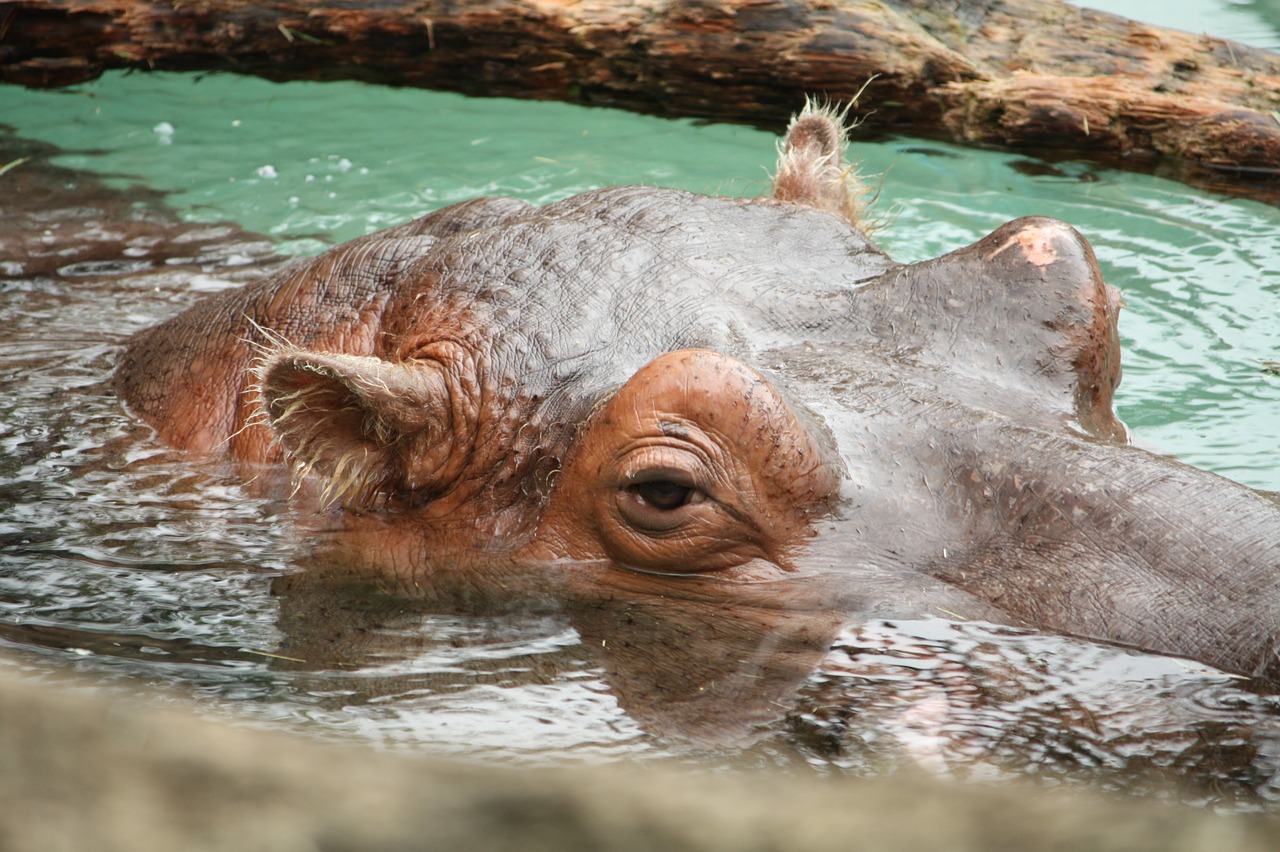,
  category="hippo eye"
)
[629,480,694,511]
[617,471,707,534]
